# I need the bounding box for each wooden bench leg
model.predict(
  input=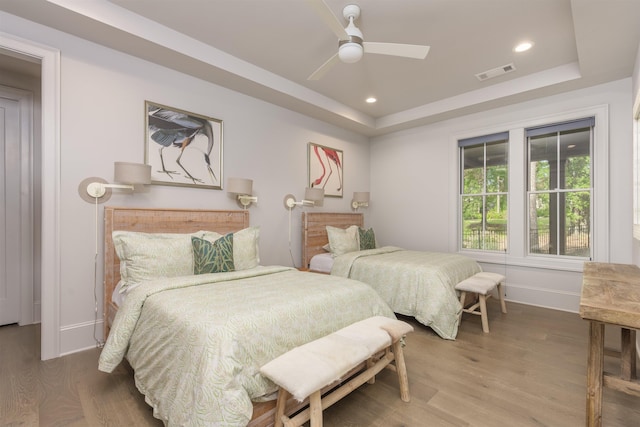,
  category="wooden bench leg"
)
[392,340,411,402]
[497,282,507,314]
[458,291,467,321]
[309,390,323,427]
[274,388,289,427]
[366,358,375,384]
[479,294,489,333]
